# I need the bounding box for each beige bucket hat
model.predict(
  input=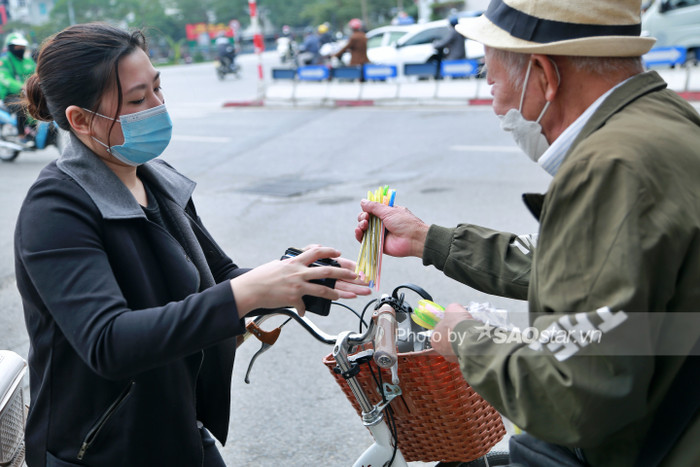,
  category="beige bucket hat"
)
[456,0,655,57]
